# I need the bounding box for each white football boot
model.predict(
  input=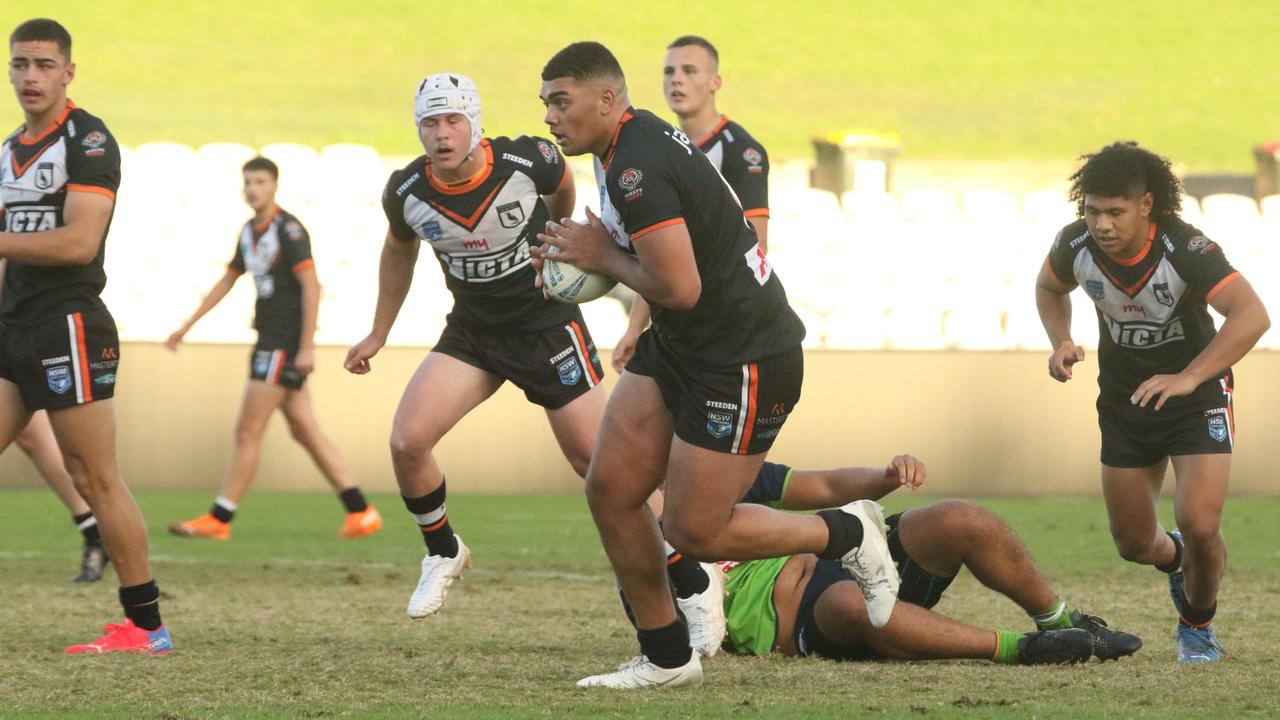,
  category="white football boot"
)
[576,653,704,689]
[677,562,727,658]
[837,500,900,628]
[406,535,471,618]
